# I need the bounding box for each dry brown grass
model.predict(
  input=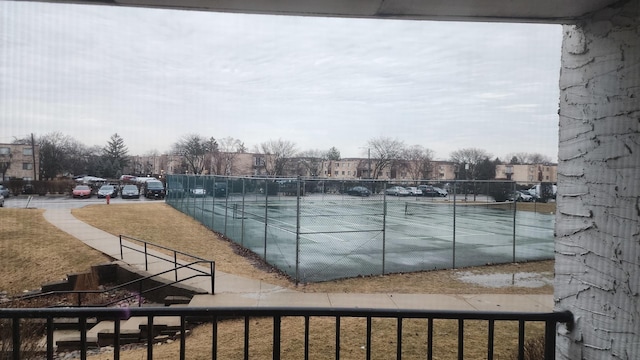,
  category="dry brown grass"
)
[0,208,111,295]
[72,203,294,288]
